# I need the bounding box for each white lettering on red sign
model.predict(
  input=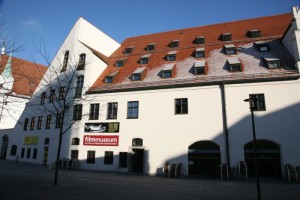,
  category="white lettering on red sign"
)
[83,135,119,146]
